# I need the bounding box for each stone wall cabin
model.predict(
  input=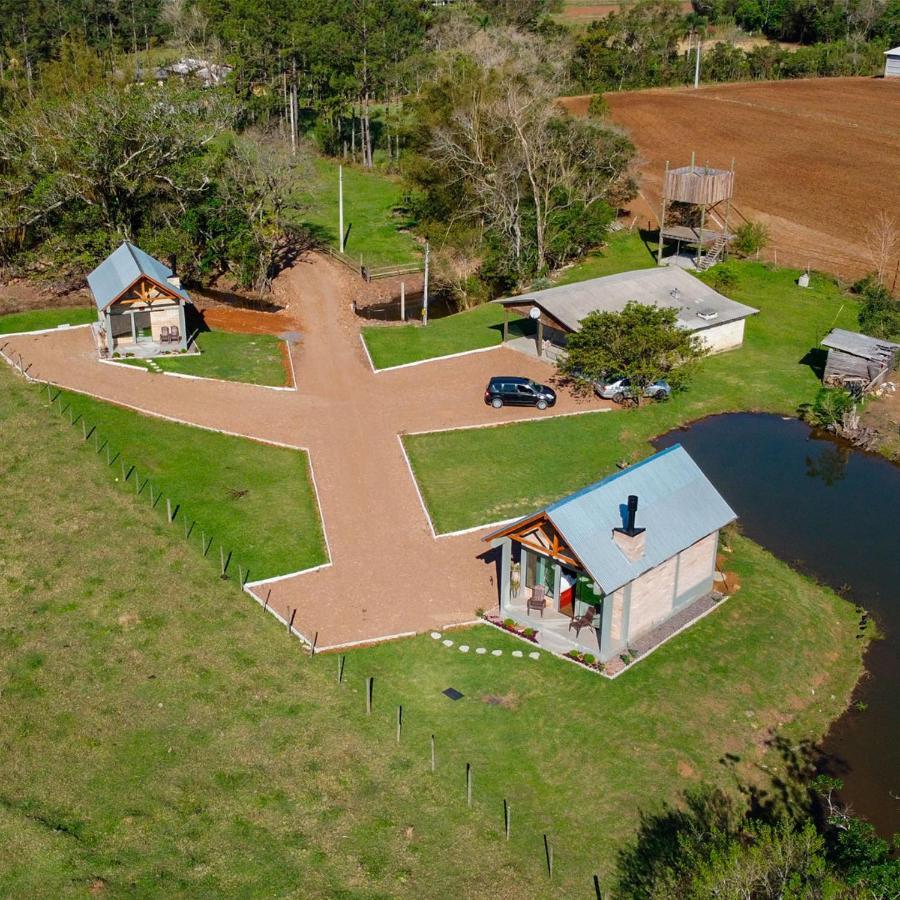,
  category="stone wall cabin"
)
[484,445,737,663]
[88,242,191,358]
